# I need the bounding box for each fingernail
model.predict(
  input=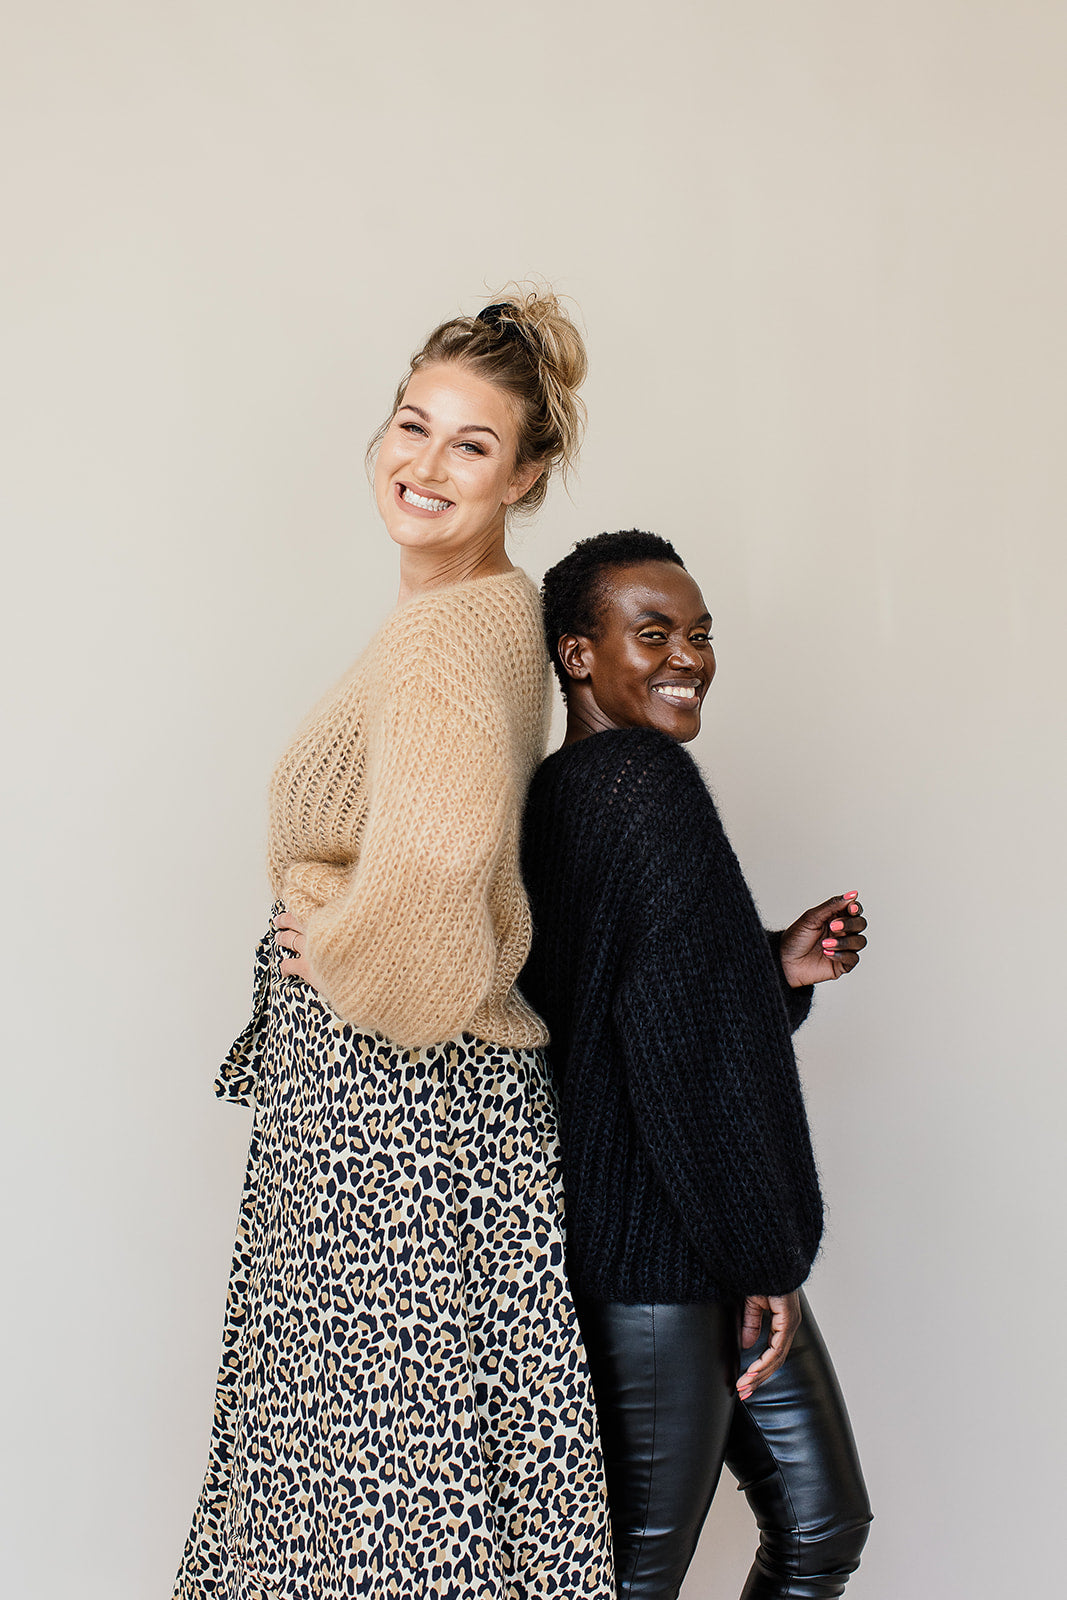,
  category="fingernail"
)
[822,938,837,951]
[844,890,858,899]
[829,919,844,932]
[739,1389,753,1401]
